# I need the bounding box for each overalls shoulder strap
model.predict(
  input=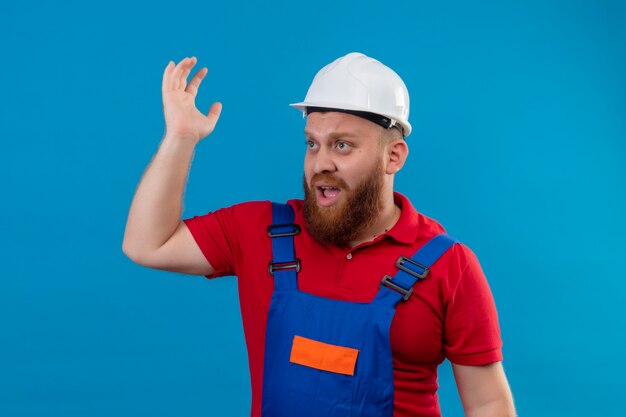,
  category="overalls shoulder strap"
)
[267,202,300,291]
[373,234,459,306]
